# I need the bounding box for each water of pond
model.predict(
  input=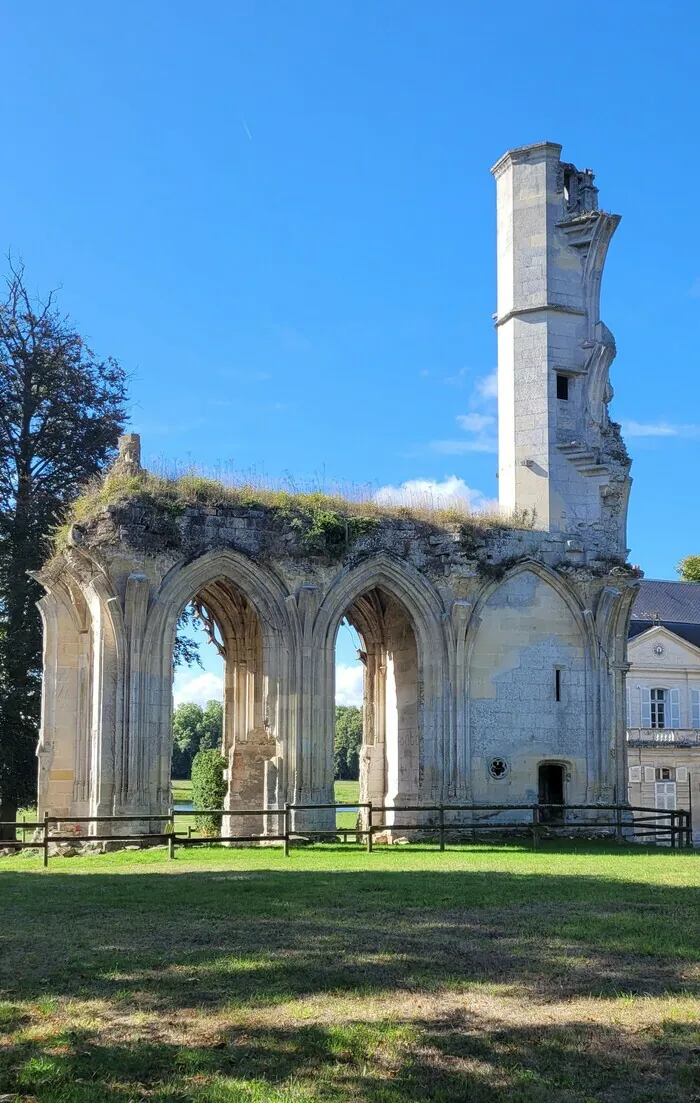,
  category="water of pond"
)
[174,802,194,811]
